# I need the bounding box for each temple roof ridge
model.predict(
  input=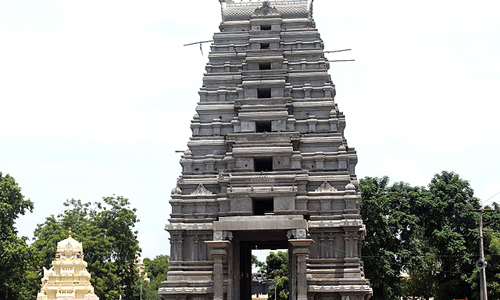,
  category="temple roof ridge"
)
[220,0,314,21]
